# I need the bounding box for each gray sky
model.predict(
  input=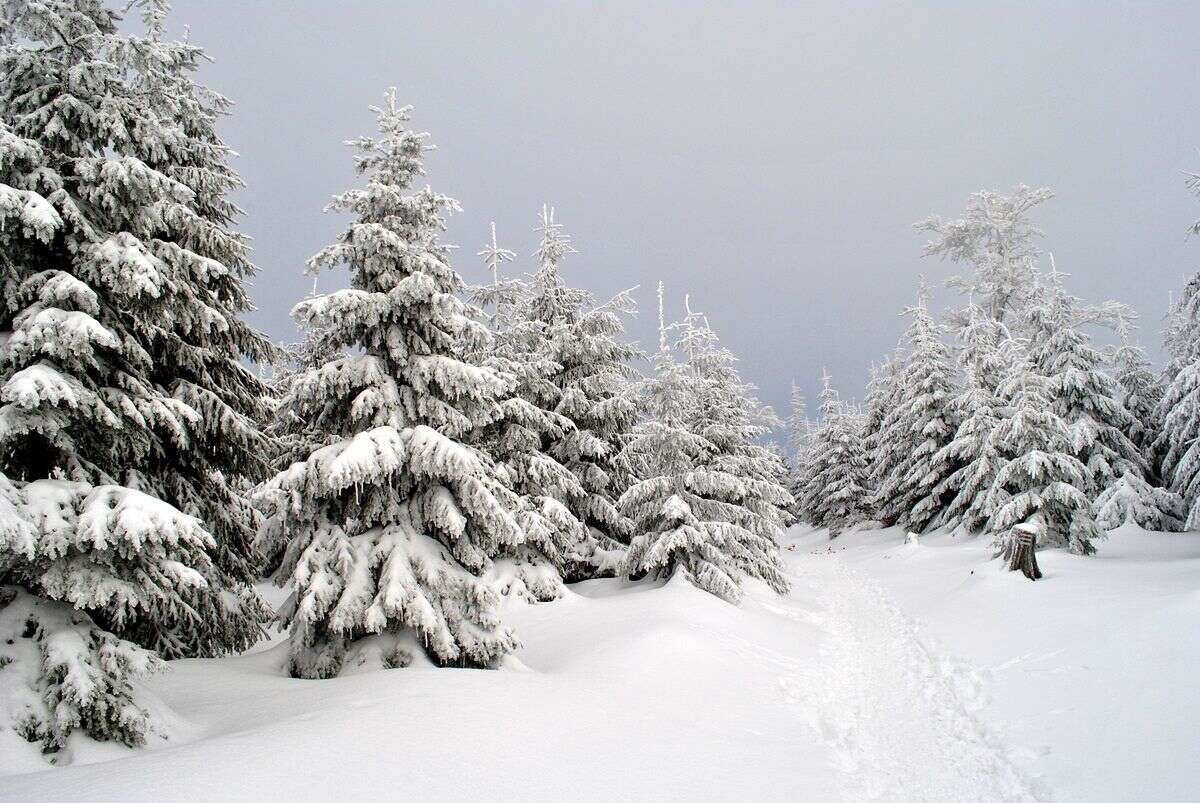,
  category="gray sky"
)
[173,0,1200,418]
